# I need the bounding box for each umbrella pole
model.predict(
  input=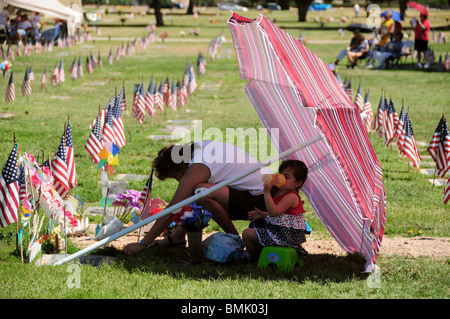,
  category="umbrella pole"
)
[52,134,323,266]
